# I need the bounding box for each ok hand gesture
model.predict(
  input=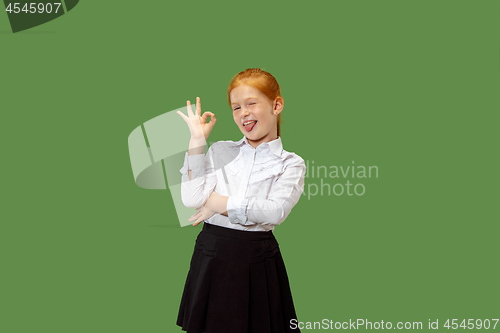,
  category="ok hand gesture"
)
[176,97,217,142]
